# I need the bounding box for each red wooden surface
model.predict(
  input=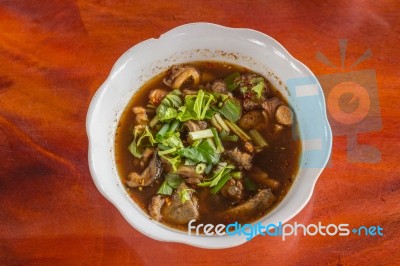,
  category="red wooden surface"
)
[1,1,399,265]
